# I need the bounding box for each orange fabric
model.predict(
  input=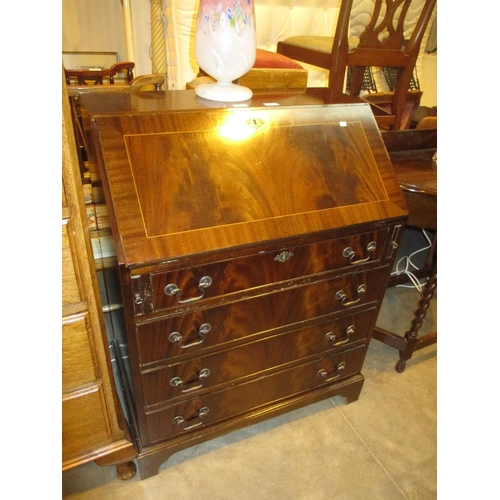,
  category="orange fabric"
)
[253,49,304,69]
